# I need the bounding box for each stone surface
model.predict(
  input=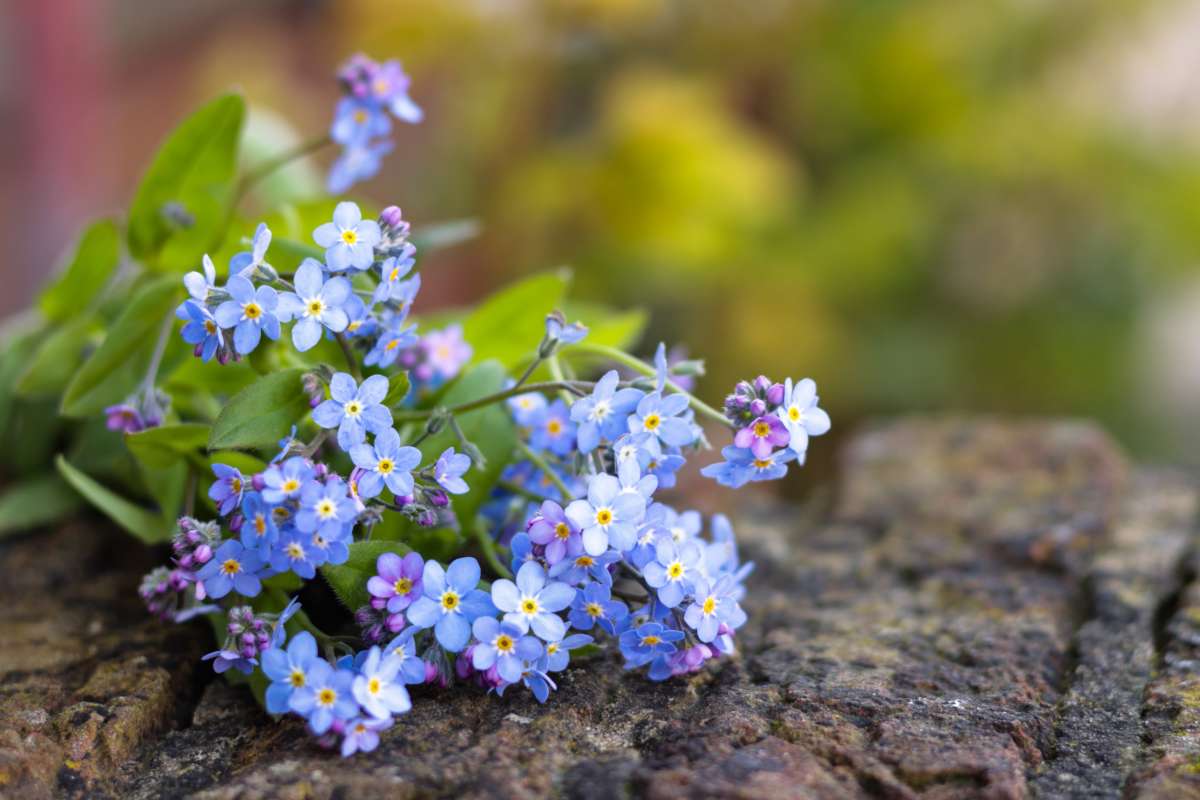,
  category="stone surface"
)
[6,417,1200,798]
